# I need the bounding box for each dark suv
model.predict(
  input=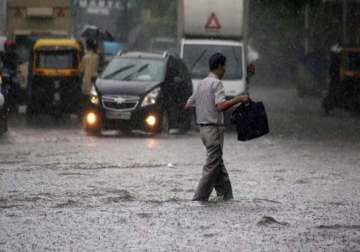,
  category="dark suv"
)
[83,52,193,135]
